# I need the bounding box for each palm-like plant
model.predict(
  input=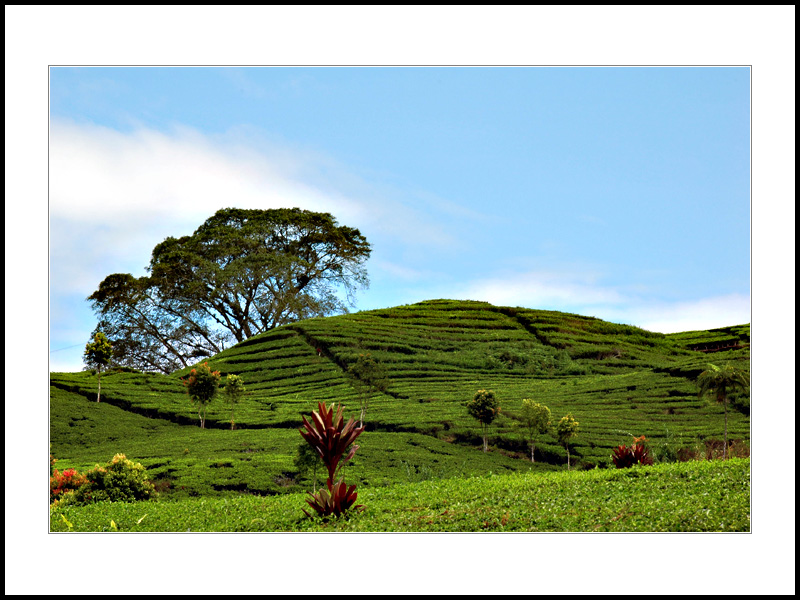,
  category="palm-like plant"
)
[697,364,750,459]
[299,401,365,517]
